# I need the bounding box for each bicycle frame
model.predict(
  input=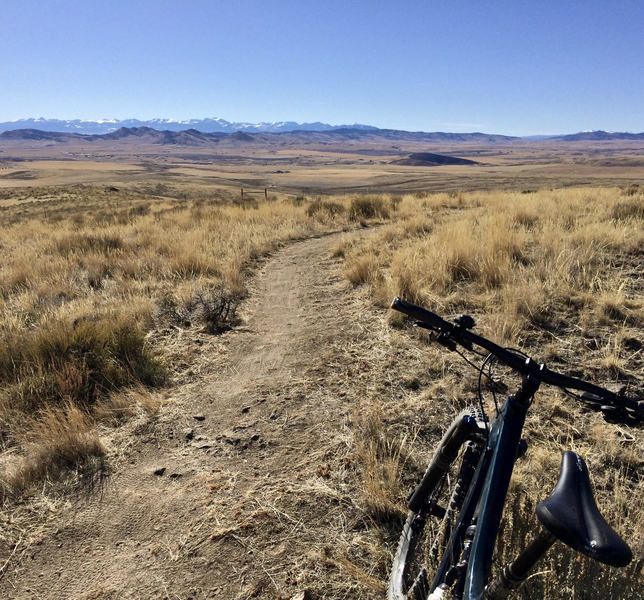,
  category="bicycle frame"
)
[433,374,541,599]
[389,297,638,599]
